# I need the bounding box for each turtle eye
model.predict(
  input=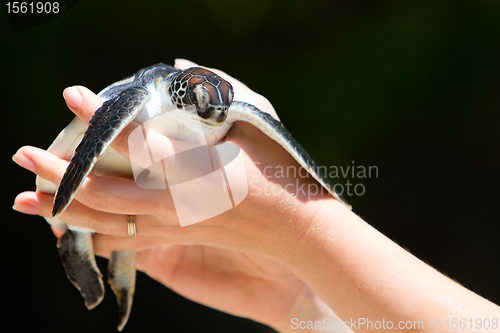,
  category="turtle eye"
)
[192,84,210,113]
